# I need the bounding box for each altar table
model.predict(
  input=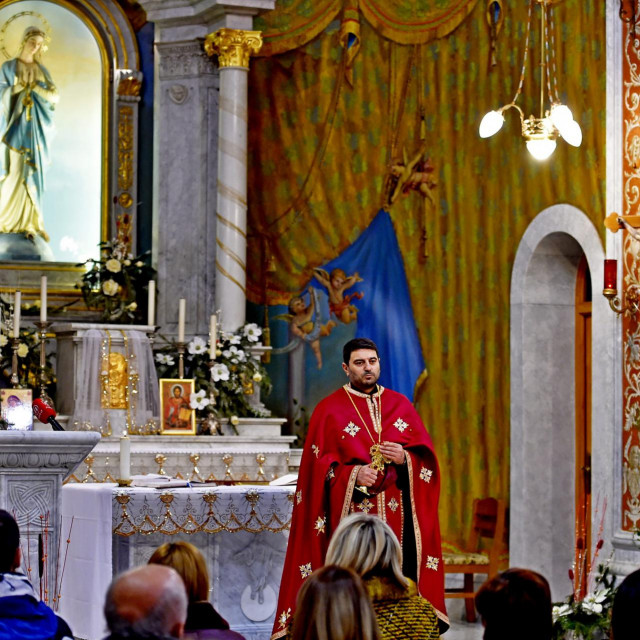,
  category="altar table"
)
[59,483,294,640]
